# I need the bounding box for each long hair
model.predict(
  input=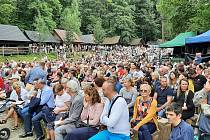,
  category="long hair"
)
[176,78,189,98]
